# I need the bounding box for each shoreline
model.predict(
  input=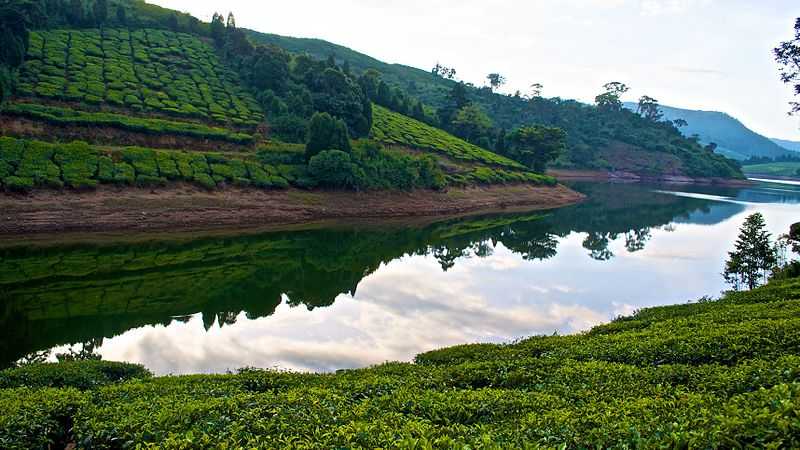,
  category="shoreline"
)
[0,183,584,238]
[548,169,753,187]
